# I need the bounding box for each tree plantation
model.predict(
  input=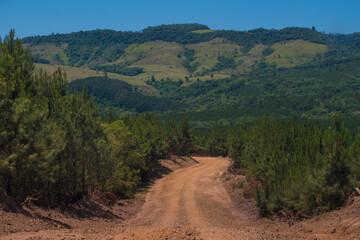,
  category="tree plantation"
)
[228,116,360,216]
[1,30,360,220]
